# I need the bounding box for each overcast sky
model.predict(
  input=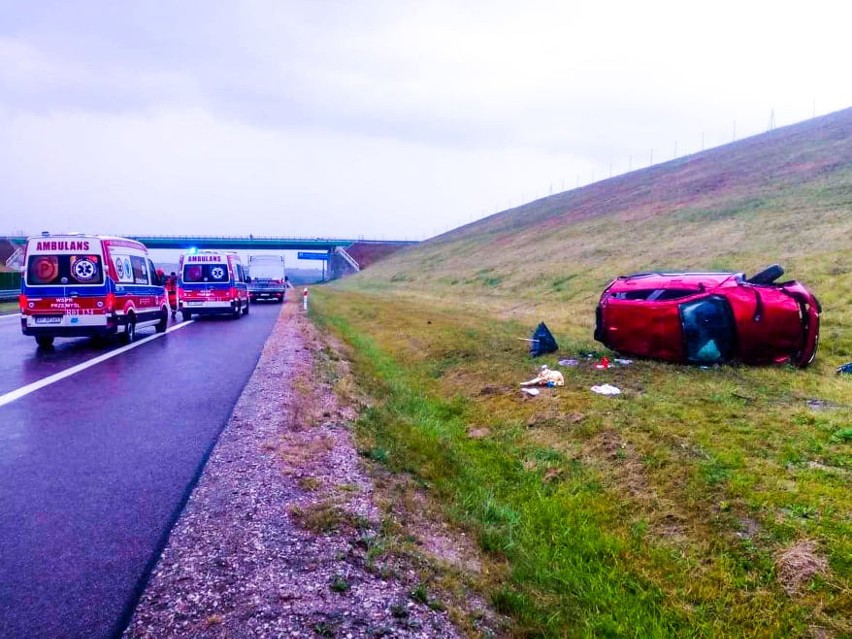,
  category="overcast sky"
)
[1,0,849,243]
